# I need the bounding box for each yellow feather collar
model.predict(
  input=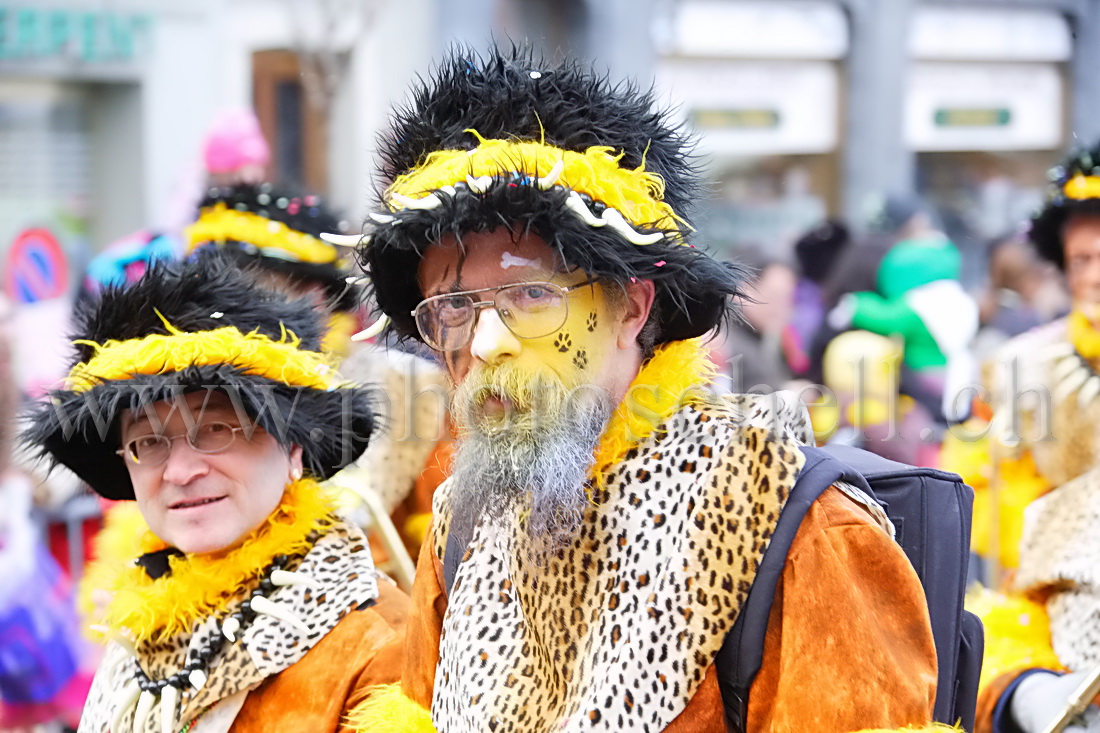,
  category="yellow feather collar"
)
[590,339,714,487]
[1069,308,1100,362]
[82,478,337,644]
